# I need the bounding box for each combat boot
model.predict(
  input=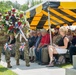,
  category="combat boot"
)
[16,59,20,65]
[7,62,12,68]
[26,63,30,67]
